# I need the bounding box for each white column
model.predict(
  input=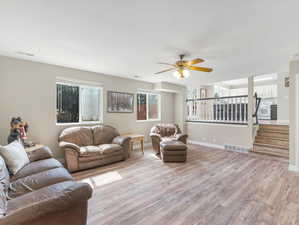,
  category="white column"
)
[248,76,254,146]
[289,59,299,171]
